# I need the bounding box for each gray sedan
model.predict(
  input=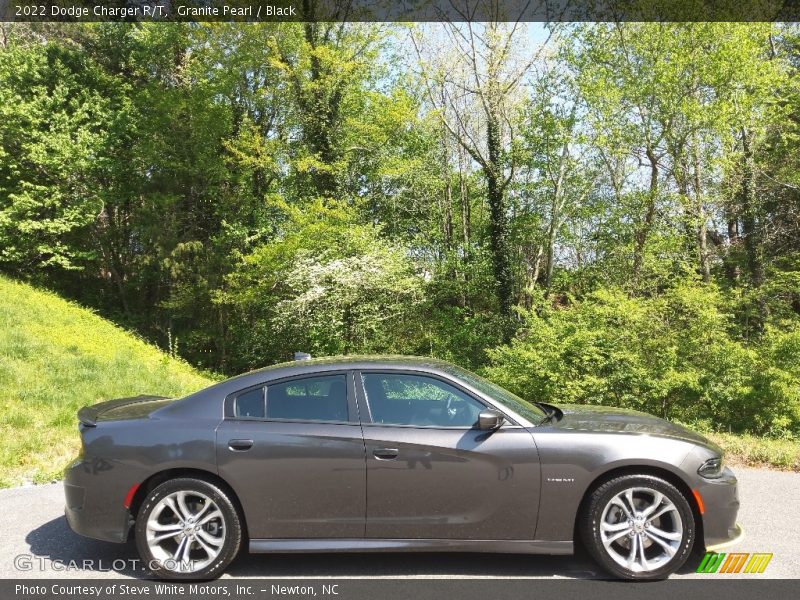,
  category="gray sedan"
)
[64,356,741,580]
